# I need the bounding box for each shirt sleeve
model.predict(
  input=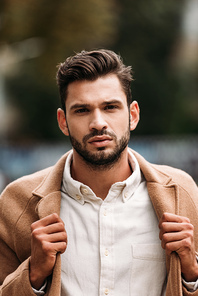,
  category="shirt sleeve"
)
[182,255,198,292]
[32,280,47,295]
[182,279,198,292]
